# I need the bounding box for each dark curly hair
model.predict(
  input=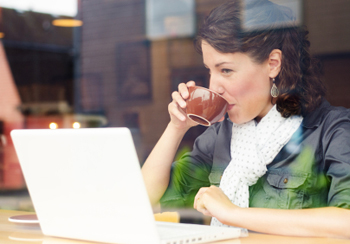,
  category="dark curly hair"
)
[195,0,326,117]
